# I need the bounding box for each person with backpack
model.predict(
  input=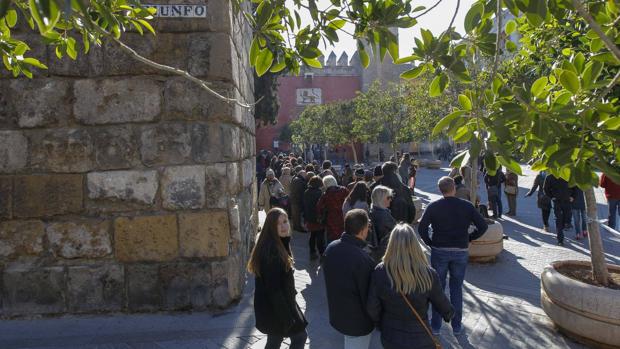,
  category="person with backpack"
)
[247,208,307,349]
[367,224,454,349]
